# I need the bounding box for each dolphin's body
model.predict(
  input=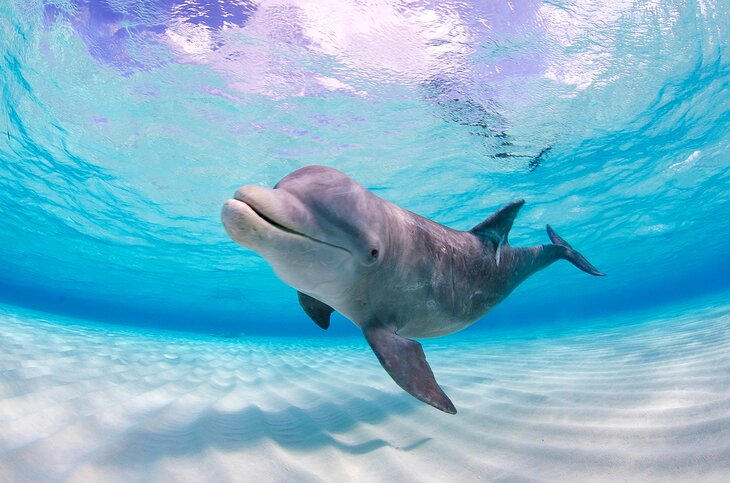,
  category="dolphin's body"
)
[222,166,603,414]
